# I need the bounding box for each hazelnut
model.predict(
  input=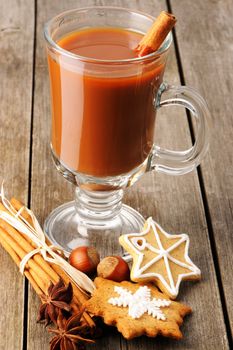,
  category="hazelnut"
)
[97,256,130,282]
[69,246,100,276]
